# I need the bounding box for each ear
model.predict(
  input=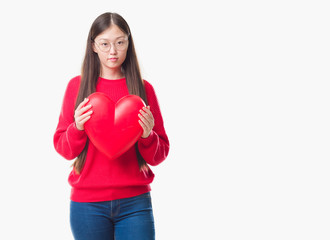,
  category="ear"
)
[92,42,98,53]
